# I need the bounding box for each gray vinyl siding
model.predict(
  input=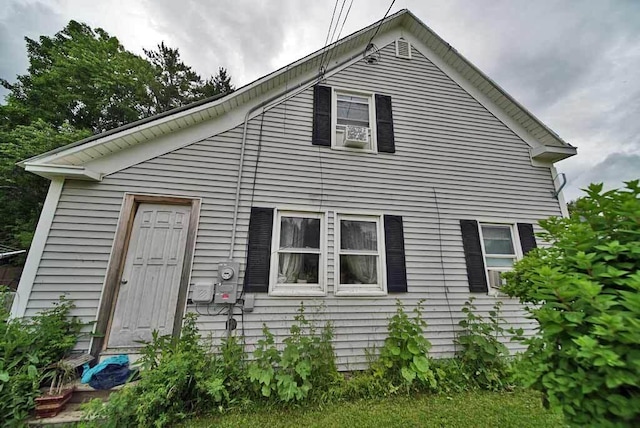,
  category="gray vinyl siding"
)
[25,43,560,367]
